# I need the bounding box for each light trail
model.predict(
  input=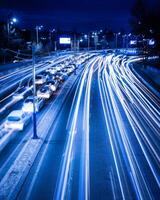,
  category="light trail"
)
[1,52,159,199]
[54,56,100,200]
[97,54,160,199]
